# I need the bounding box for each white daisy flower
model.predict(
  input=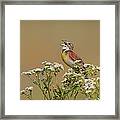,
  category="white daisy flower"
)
[68,68,73,73]
[45,62,52,66]
[34,68,43,73]
[85,90,92,93]
[20,90,25,95]
[25,87,29,91]
[84,79,96,90]
[96,66,100,70]
[53,62,61,68]
[47,67,55,72]
[21,71,32,75]
[61,78,67,83]
[84,64,91,68]
[42,61,47,65]
[28,86,33,91]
